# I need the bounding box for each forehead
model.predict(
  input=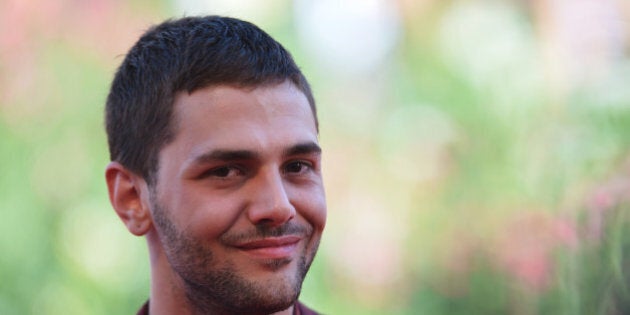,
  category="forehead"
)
[167,81,318,155]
